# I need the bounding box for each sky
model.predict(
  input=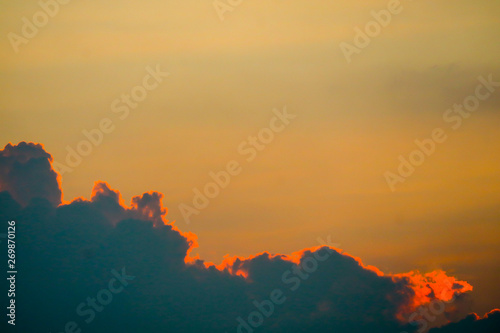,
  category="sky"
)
[0,0,499,332]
